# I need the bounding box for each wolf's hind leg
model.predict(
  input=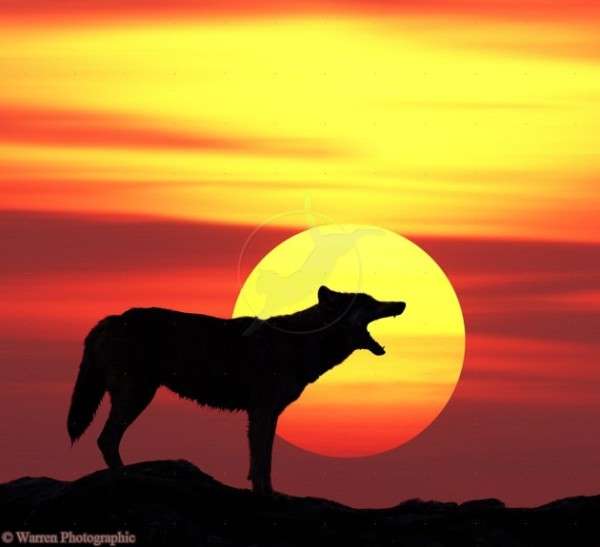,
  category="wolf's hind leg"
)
[98,384,156,469]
